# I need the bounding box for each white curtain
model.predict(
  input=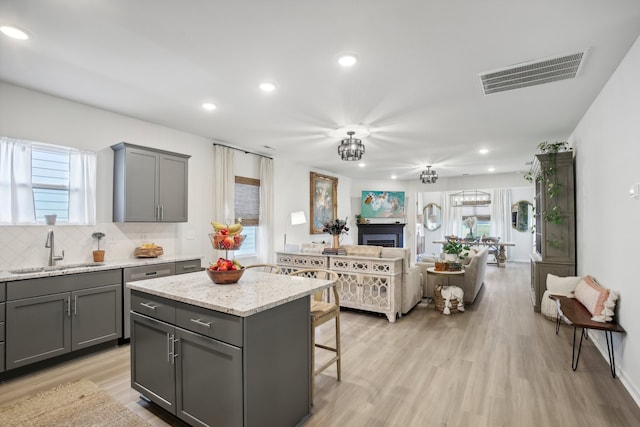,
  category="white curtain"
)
[68,149,96,225]
[491,188,513,259]
[441,191,461,237]
[0,136,35,224]
[212,145,235,223]
[258,157,274,263]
